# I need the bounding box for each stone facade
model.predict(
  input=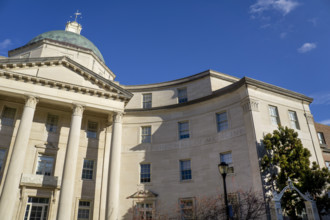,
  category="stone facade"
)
[0,21,325,220]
